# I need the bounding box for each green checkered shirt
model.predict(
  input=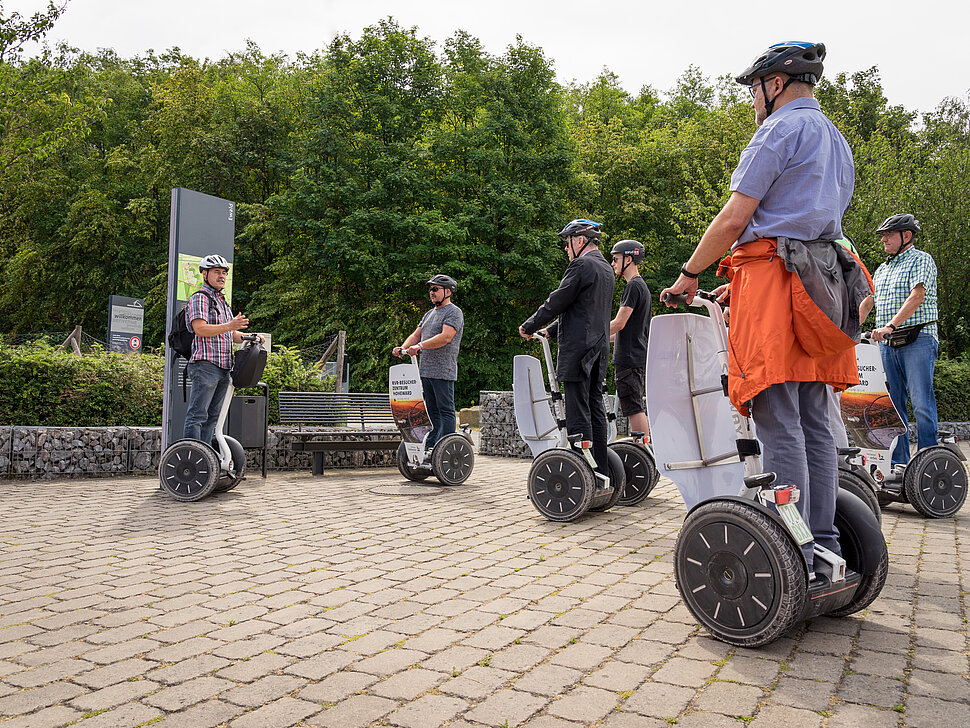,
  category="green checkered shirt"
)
[872,246,938,339]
